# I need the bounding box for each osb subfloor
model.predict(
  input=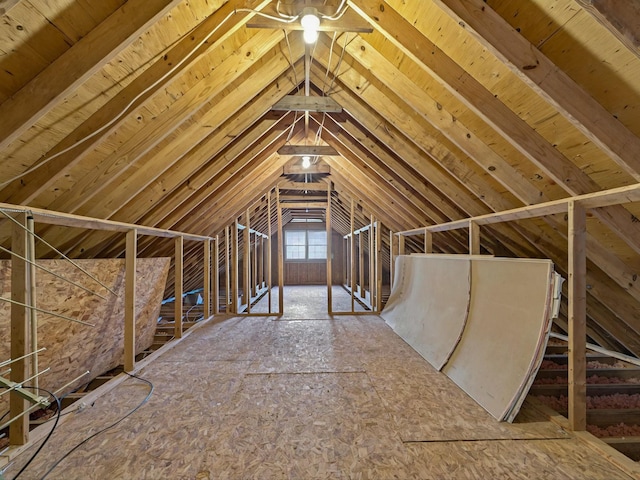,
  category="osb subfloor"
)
[5,286,634,479]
